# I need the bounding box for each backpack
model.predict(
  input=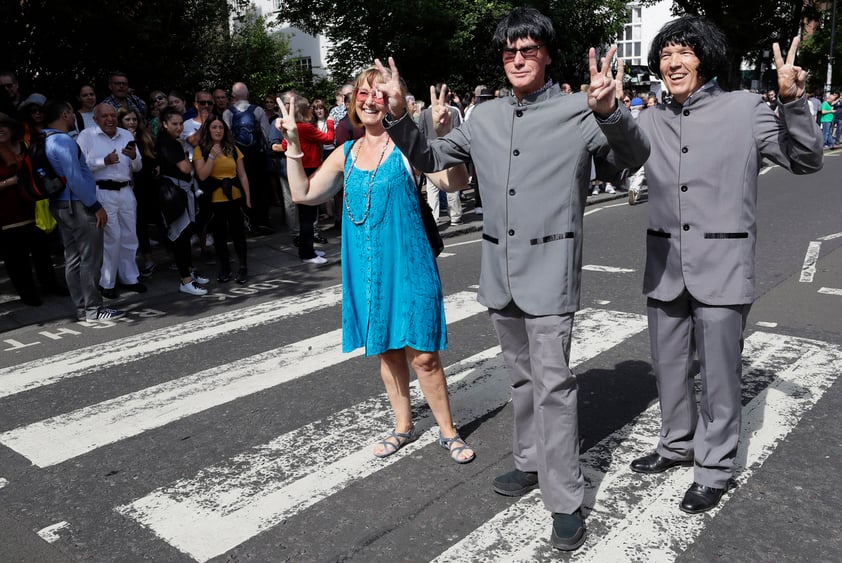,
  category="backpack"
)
[17,131,70,202]
[229,105,263,150]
